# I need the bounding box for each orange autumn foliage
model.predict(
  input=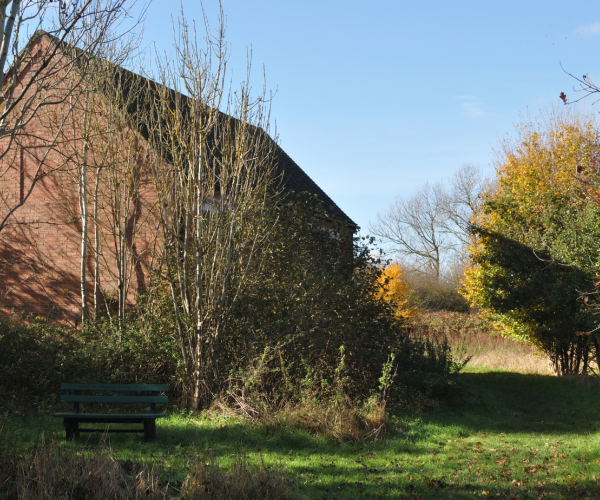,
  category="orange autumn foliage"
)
[376,263,422,321]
